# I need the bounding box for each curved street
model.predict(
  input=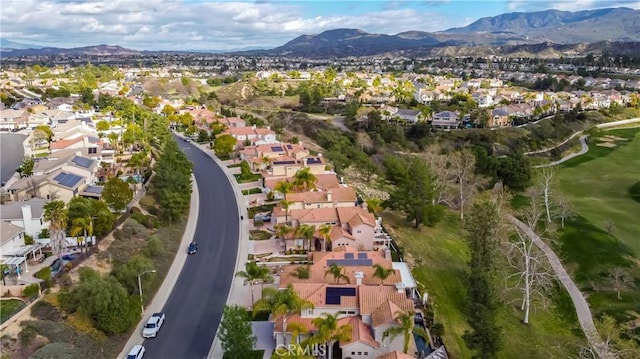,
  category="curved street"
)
[142,137,241,359]
[0,134,26,185]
